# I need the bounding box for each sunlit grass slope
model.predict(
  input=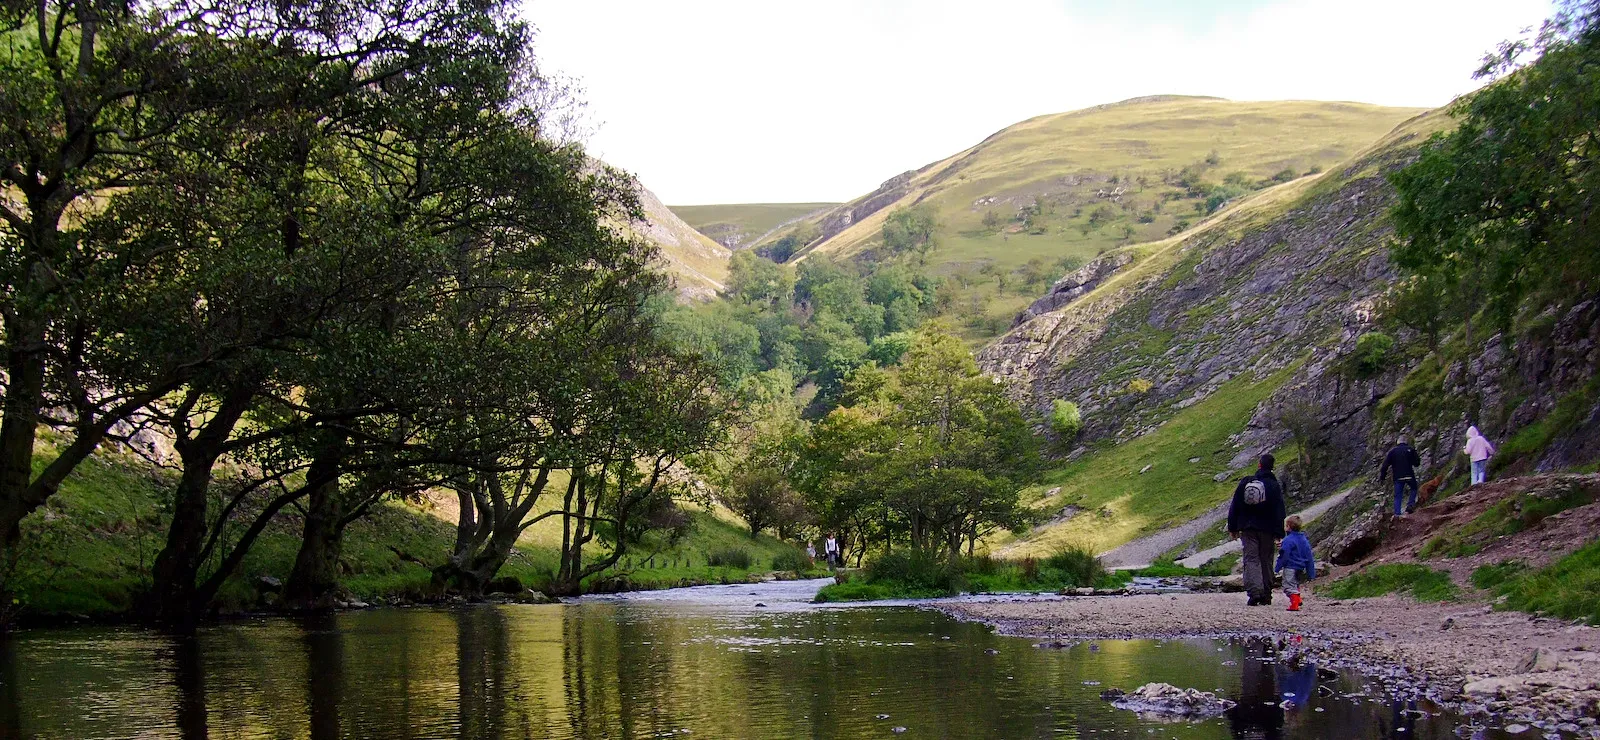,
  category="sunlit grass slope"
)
[992,367,1298,558]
